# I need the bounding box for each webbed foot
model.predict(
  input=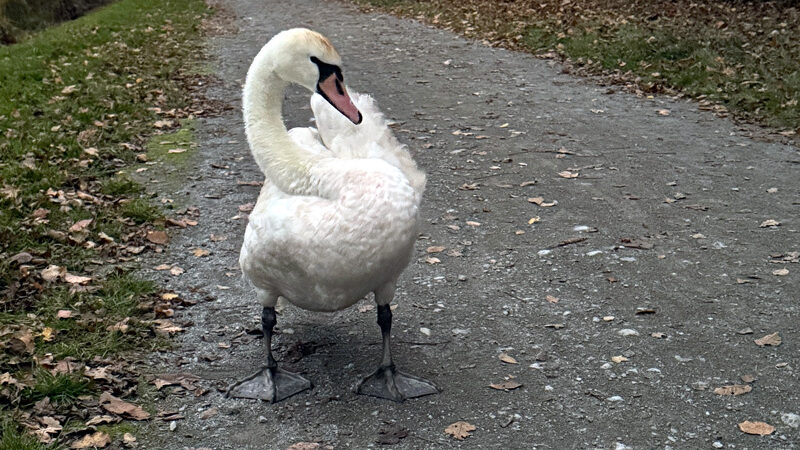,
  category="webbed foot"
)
[356,364,438,402]
[226,366,311,402]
